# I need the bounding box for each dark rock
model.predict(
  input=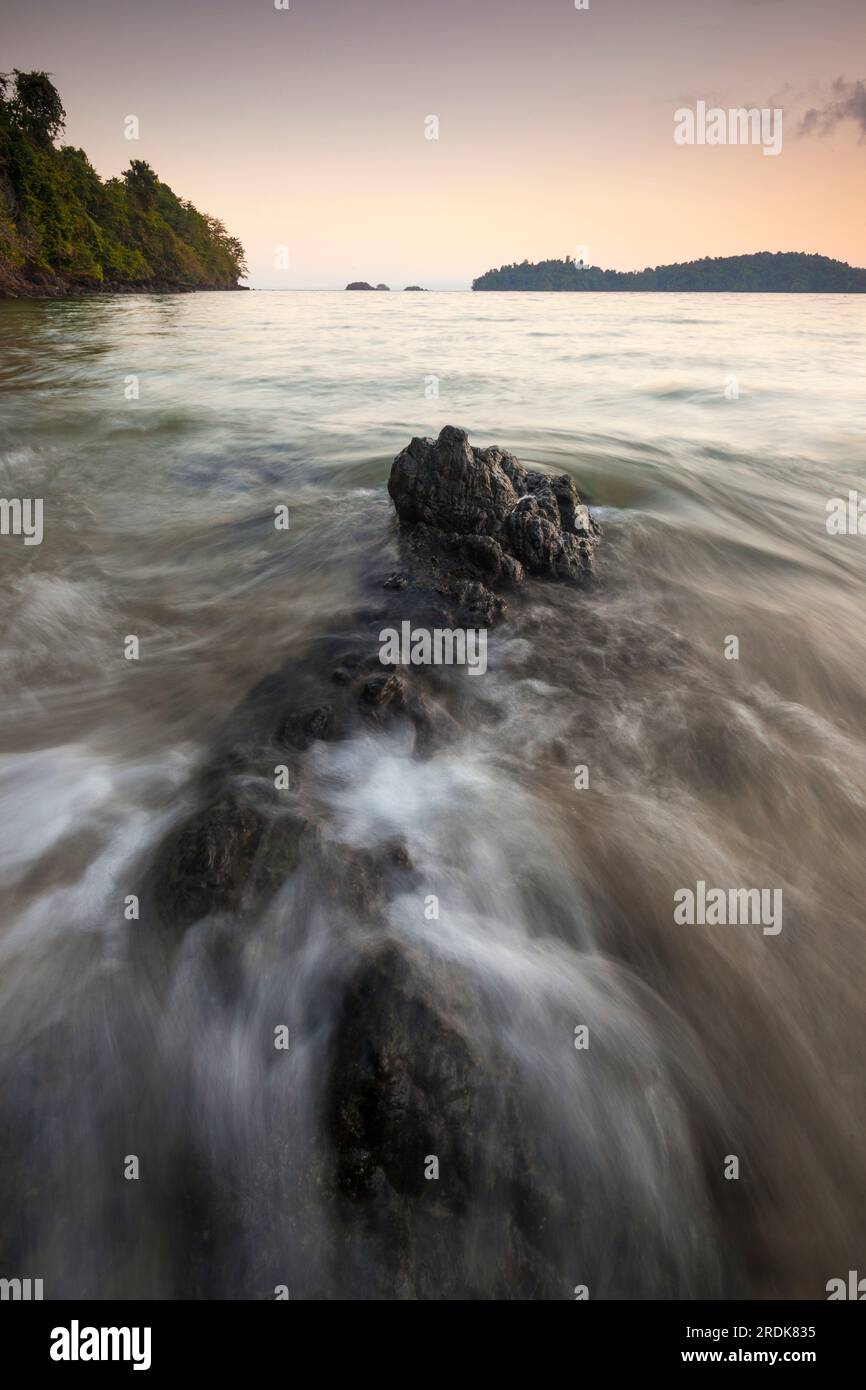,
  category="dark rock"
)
[277,703,338,749]
[153,799,265,928]
[388,425,598,583]
[456,534,524,585]
[360,672,406,713]
[374,283,390,291]
[326,941,479,1205]
[449,578,506,626]
[383,572,409,590]
[505,494,590,577]
[345,281,376,291]
[403,285,428,291]
[389,425,519,536]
